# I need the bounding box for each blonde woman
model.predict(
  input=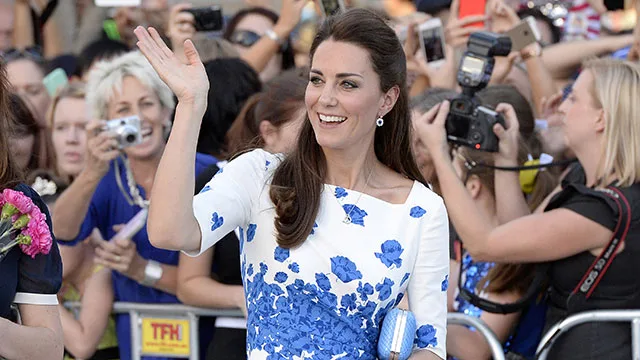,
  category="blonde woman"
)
[416,58,640,360]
